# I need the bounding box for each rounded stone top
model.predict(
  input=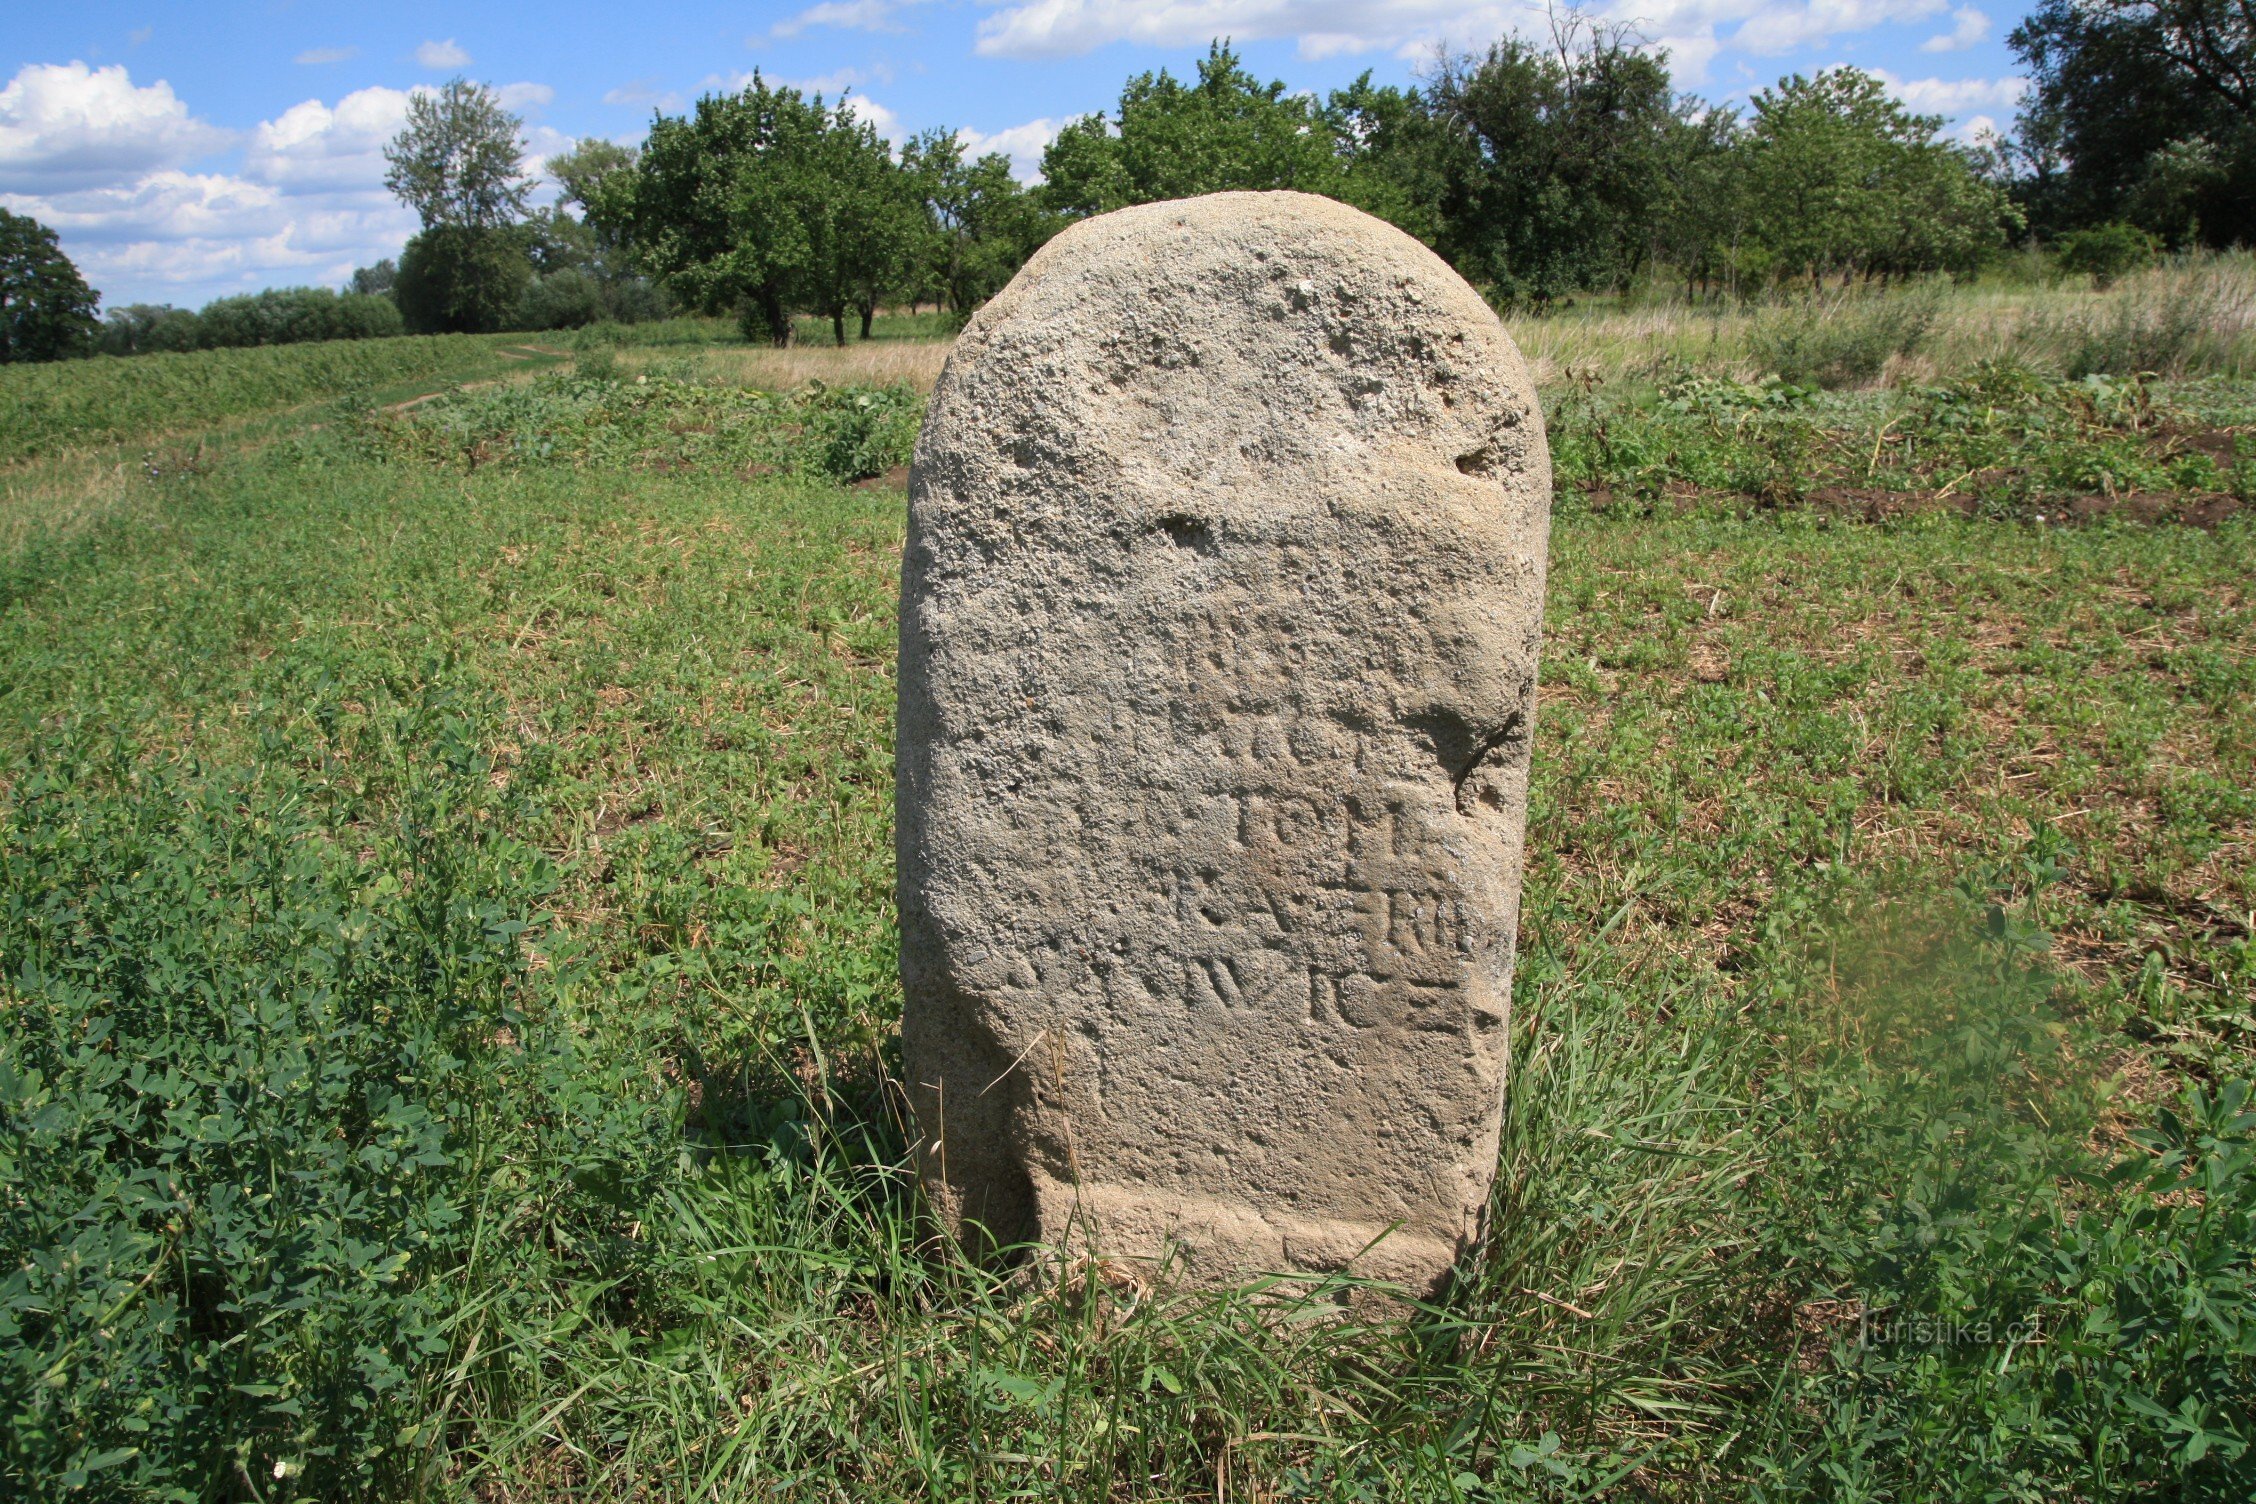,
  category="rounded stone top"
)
[917,190,1546,540]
